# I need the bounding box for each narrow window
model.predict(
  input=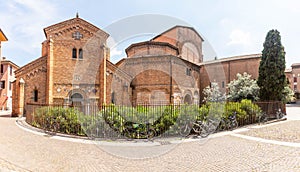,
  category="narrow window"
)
[111,92,115,104]
[79,48,83,59]
[0,64,3,74]
[186,68,192,76]
[9,82,11,91]
[222,81,225,88]
[294,77,297,83]
[34,89,38,102]
[0,81,5,89]
[72,48,77,59]
[10,66,12,76]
